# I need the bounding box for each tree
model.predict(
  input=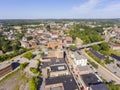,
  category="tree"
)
[2,42,8,53]
[27,36,33,40]
[11,40,21,51]
[91,44,100,51]
[100,42,110,51]
[46,25,51,31]
[16,33,24,39]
